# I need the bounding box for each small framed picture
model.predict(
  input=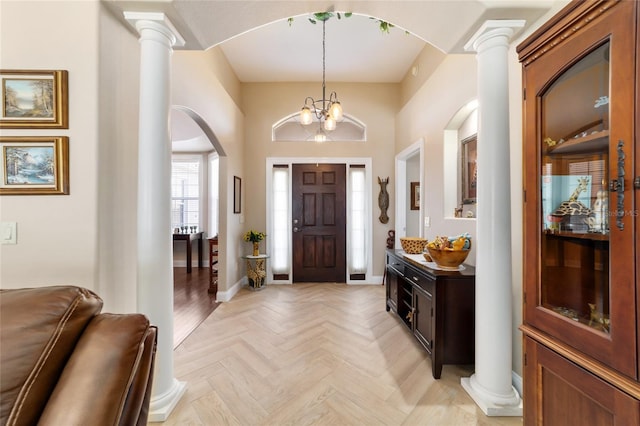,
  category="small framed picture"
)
[410,181,420,210]
[461,134,477,204]
[0,136,69,195]
[1,70,68,128]
[233,176,241,213]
